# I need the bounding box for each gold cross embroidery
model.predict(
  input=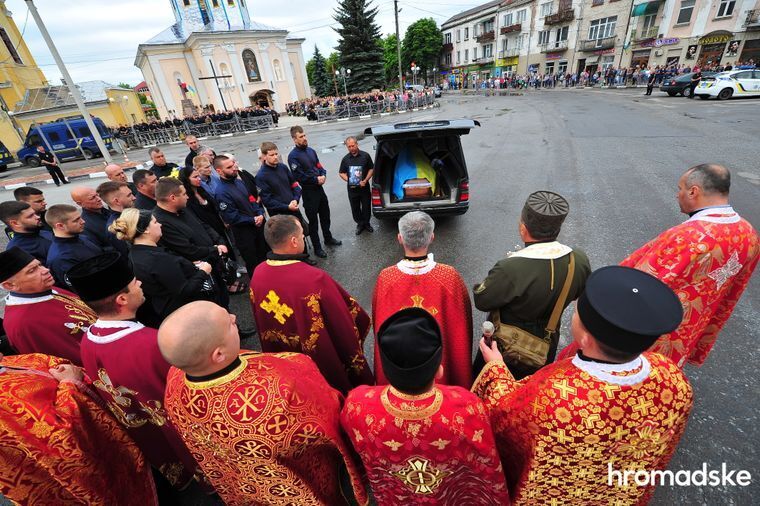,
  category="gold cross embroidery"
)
[260,290,294,324]
[553,379,577,400]
[409,295,439,316]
